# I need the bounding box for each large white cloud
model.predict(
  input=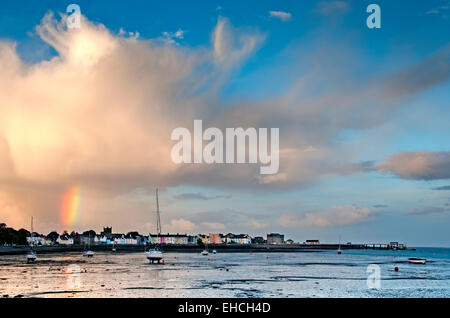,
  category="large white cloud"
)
[1,12,449,232]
